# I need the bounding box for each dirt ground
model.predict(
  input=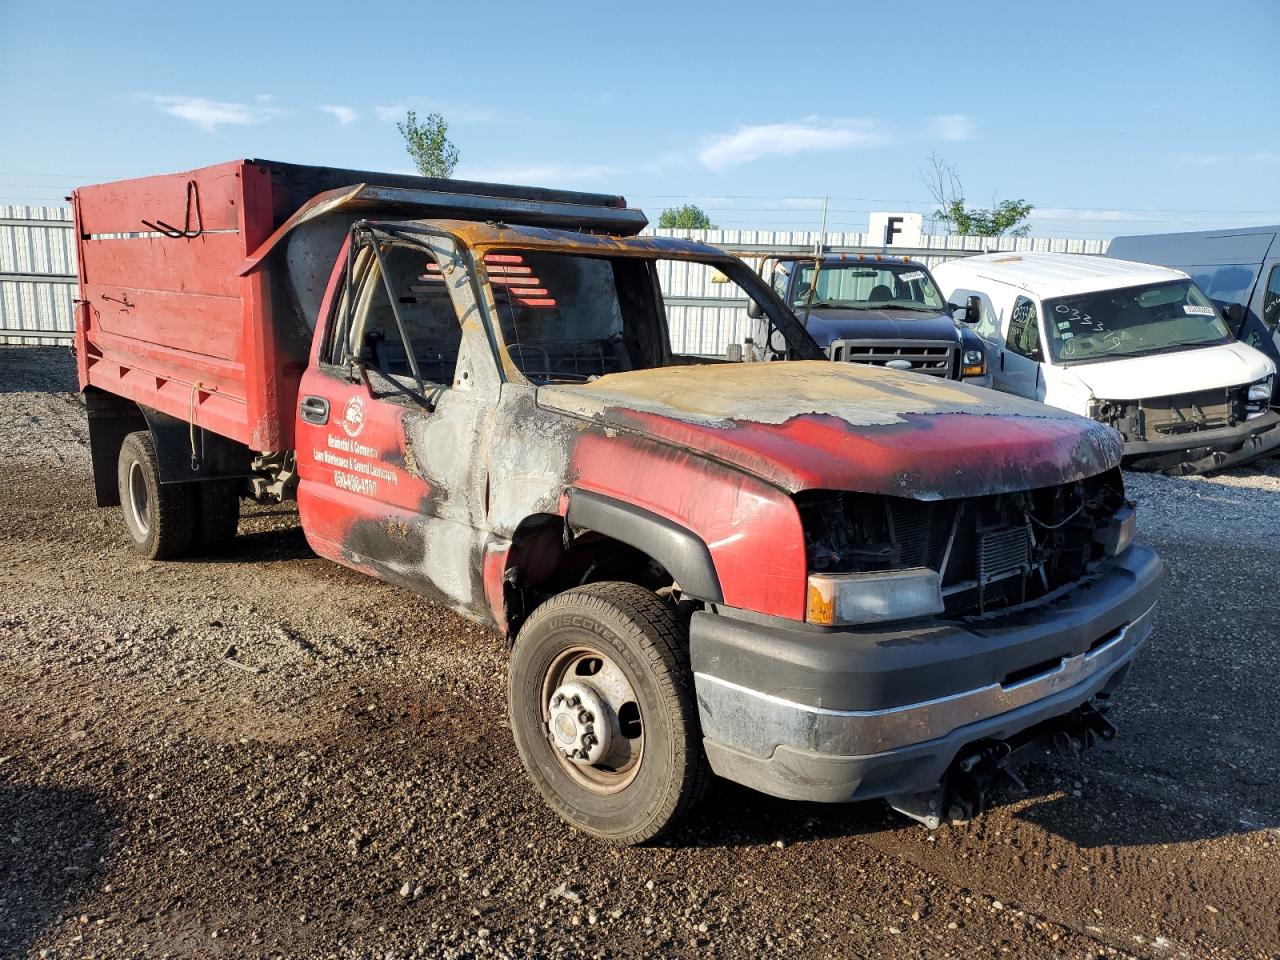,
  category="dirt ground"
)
[1,345,1278,960]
